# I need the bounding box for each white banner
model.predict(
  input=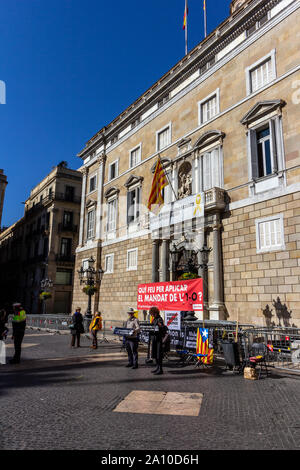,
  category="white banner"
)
[150,193,204,231]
